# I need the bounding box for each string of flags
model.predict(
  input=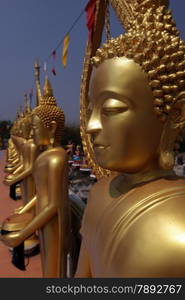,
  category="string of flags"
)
[41,0,96,76]
[26,0,97,102]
